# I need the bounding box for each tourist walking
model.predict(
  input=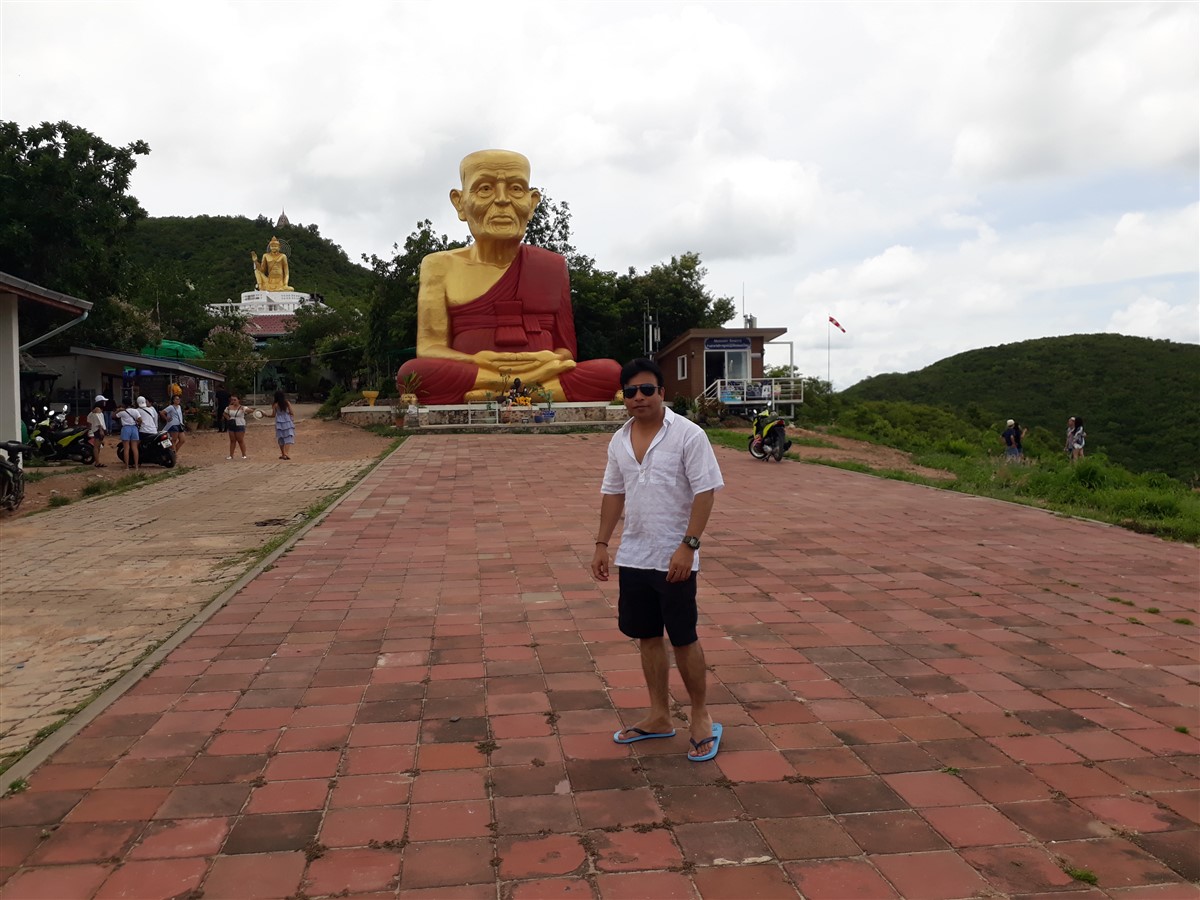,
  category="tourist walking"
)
[162,395,186,455]
[1069,416,1086,462]
[265,390,296,459]
[591,358,725,761]
[1002,418,1028,461]
[223,396,256,459]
